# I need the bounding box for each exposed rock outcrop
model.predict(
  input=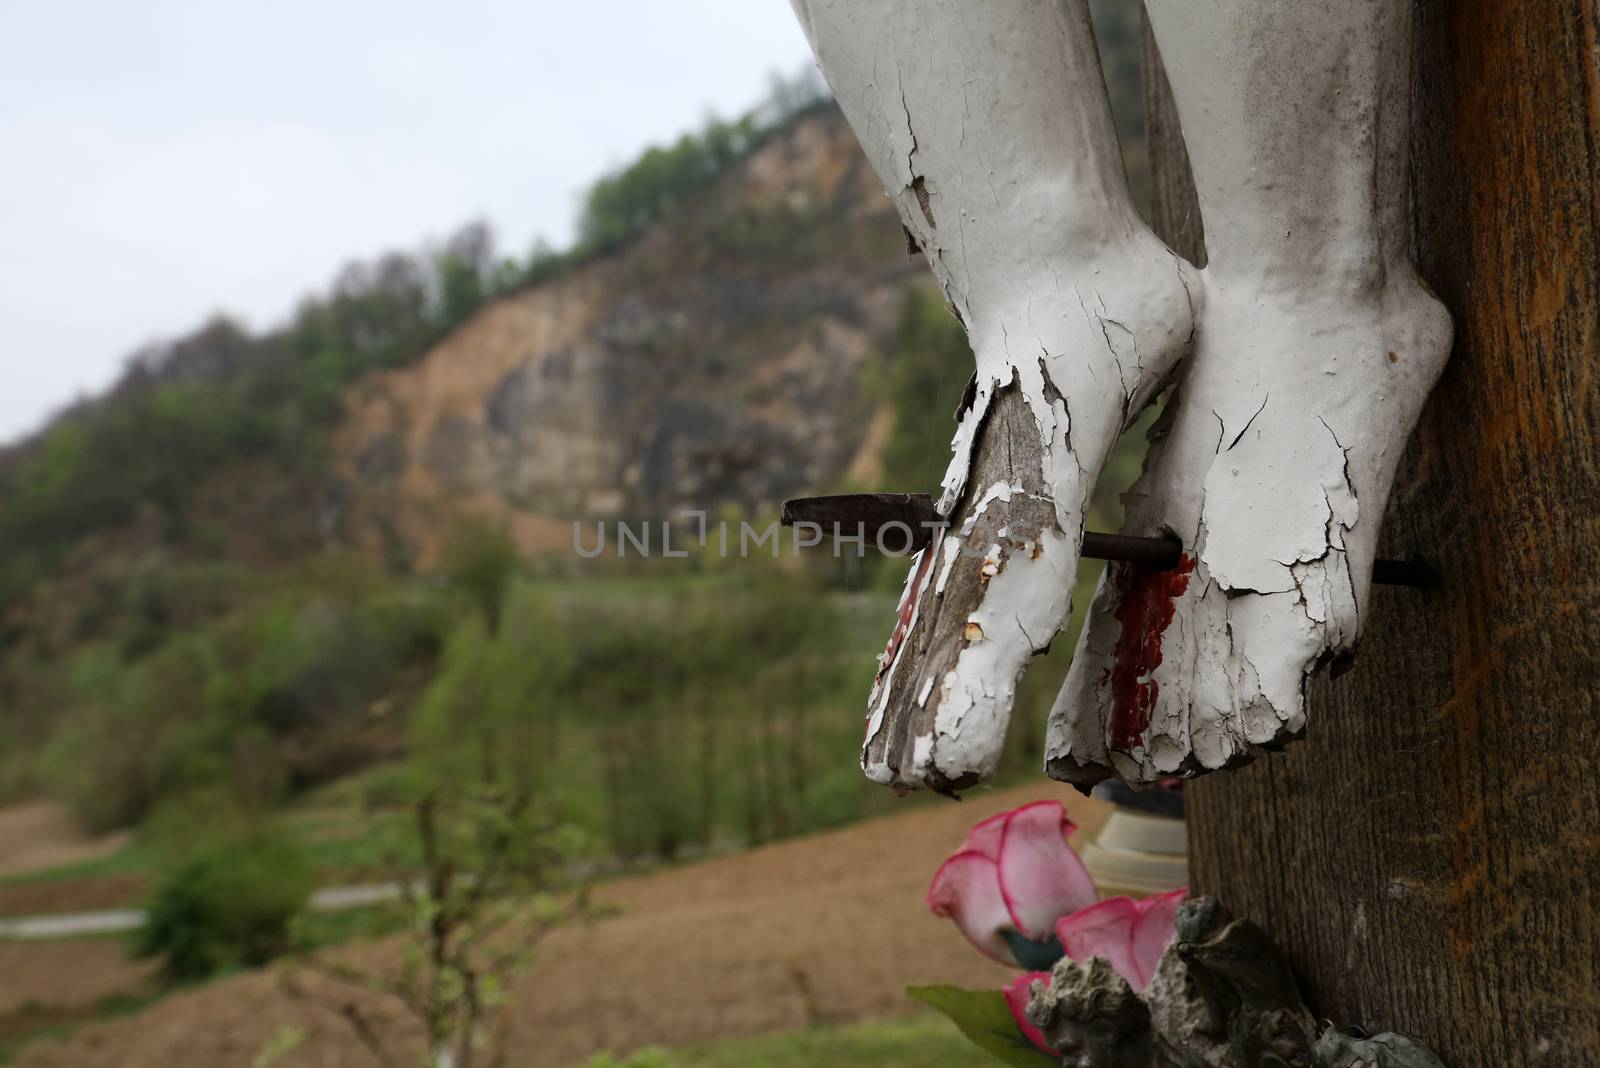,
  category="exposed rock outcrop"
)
[330,111,920,565]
